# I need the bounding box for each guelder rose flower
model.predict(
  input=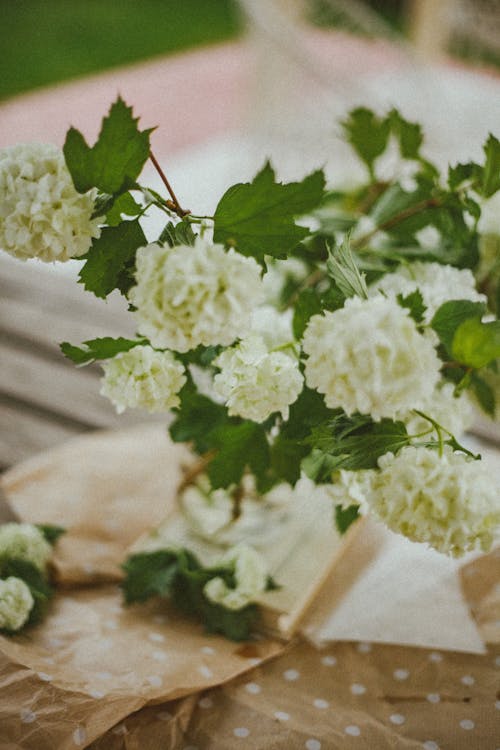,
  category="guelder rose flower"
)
[203,544,268,610]
[325,469,377,514]
[367,446,500,556]
[128,238,264,352]
[370,261,486,322]
[0,577,34,632]
[0,523,52,572]
[303,296,440,420]
[250,305,295,351]
[214,334,303,423]
[0,143,101,261]
[100,345,186,414]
